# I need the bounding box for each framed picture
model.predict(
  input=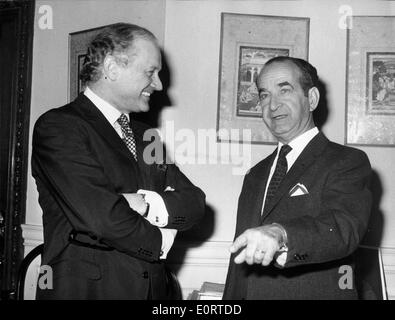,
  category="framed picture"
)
[69,24,113,102]
[346,16,395,146]
[366,53,395,115]
[216,13,310,144]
